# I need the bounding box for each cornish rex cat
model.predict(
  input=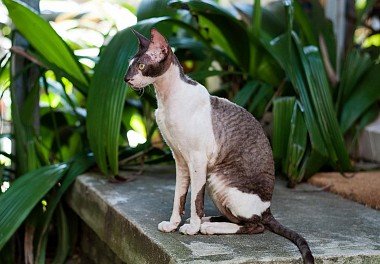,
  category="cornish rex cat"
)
[124,28,314,264]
